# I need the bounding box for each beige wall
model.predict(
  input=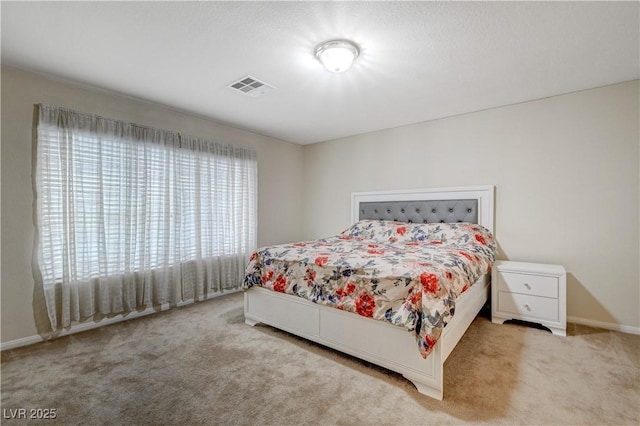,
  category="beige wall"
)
[303,81,640,330]
[1,66,304,343]
[2,66,638,345]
